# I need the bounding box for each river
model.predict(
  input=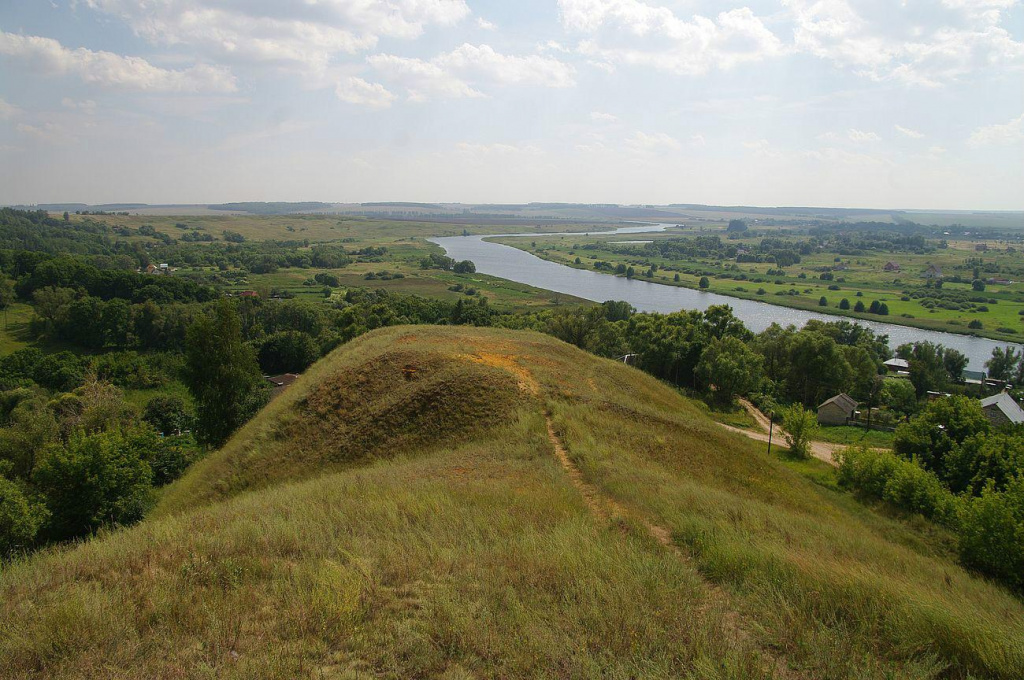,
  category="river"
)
[430,223,1022,371]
